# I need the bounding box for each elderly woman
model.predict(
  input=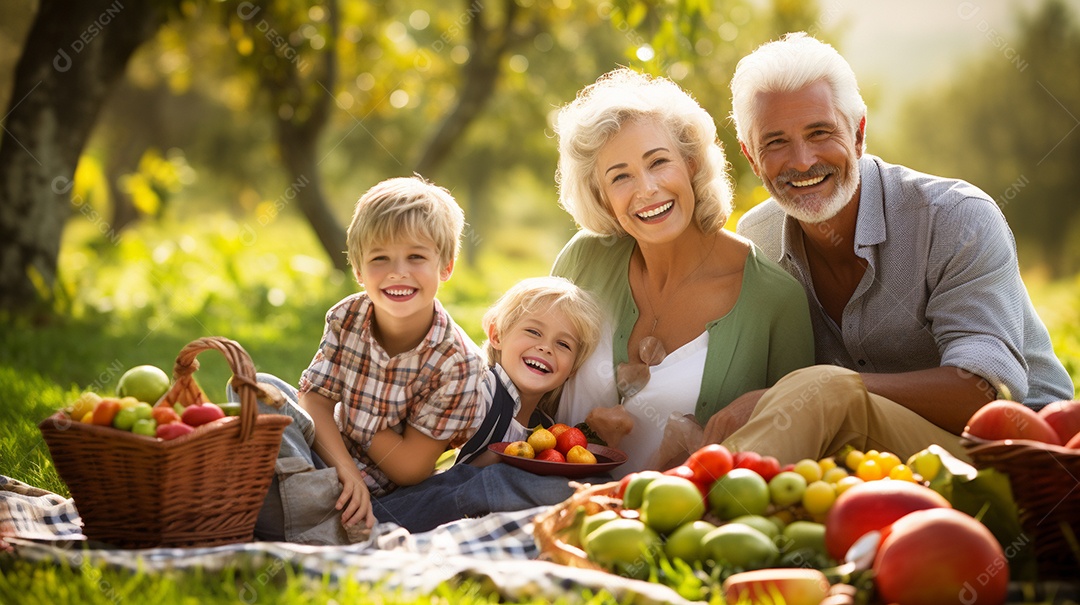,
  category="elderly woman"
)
[551,68,814,475]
